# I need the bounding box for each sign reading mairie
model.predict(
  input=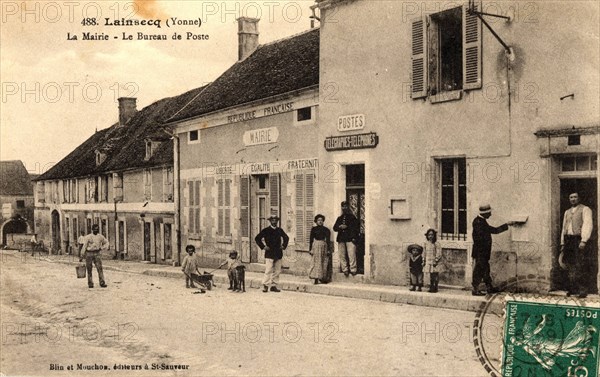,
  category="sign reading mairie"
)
[243,127,279,146]
[338,114,365,132]
[324,132,379,151]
